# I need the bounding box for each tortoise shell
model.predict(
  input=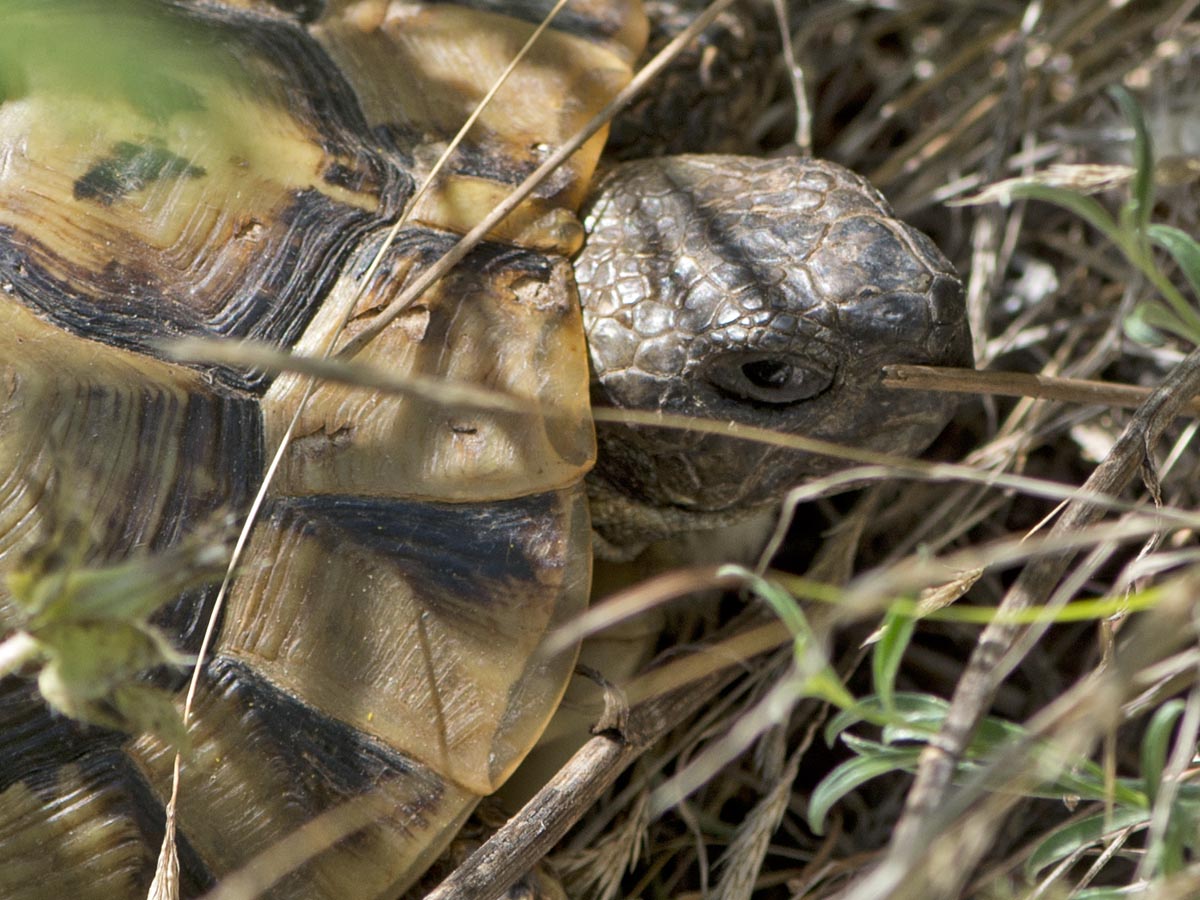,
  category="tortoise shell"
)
[0,1,971,897]
[0,1,633,896]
